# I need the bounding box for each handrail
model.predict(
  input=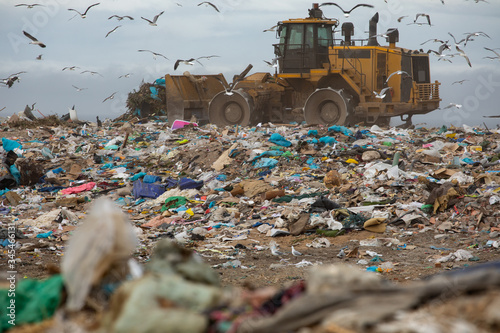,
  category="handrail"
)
[337,43,366,90]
